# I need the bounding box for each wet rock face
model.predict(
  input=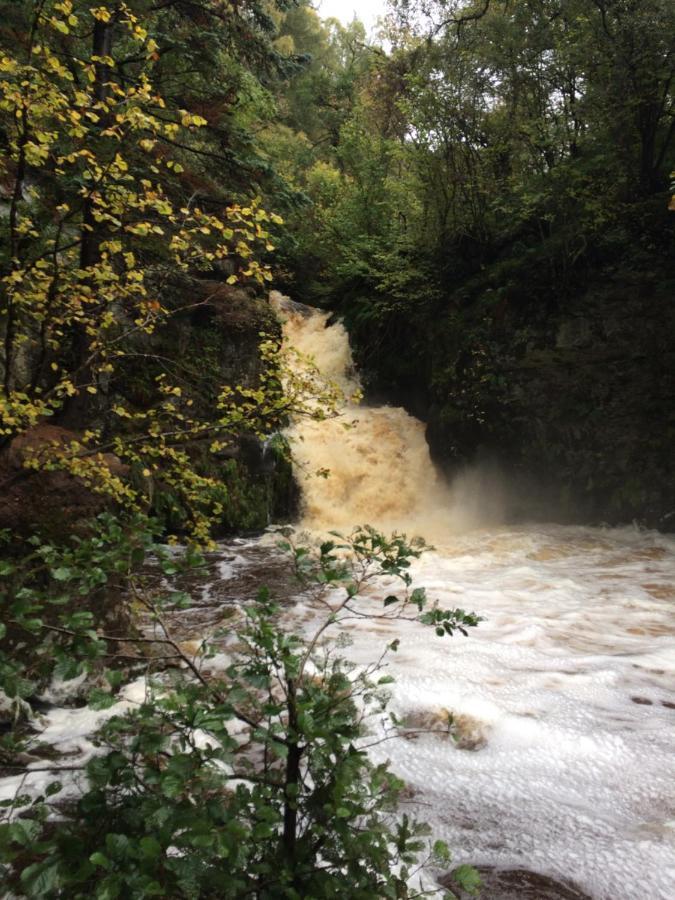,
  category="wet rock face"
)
[117,279,299,532]
[344,240,675,531]
[423,264,675,530]
[439,867,593,900]
[0,425,124,535]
